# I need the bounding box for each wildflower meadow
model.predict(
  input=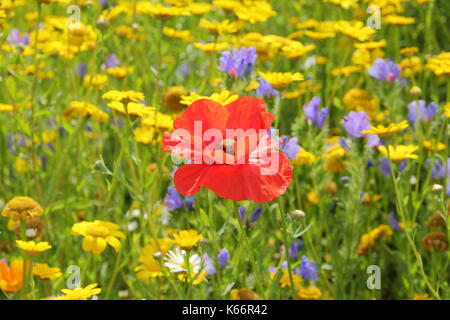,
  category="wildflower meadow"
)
[0,0,450,302]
